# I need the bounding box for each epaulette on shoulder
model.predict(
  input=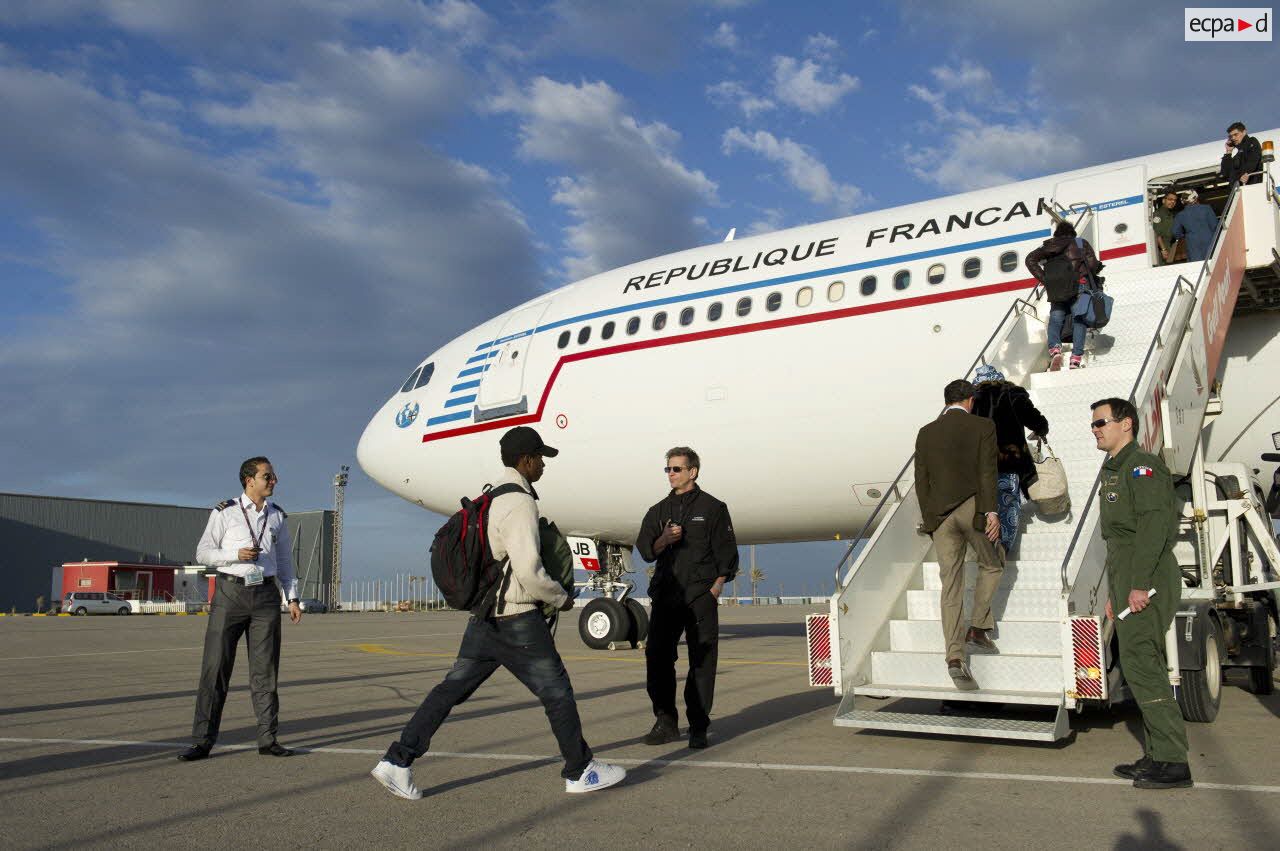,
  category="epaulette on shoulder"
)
[215,499,236,511]
[272,502,287,518]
